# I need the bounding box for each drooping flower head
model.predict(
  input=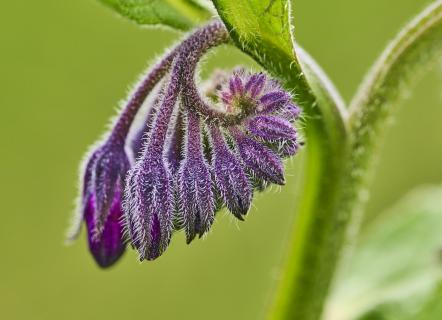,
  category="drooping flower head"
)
[69,20,302,265]
[68,40,178,268]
